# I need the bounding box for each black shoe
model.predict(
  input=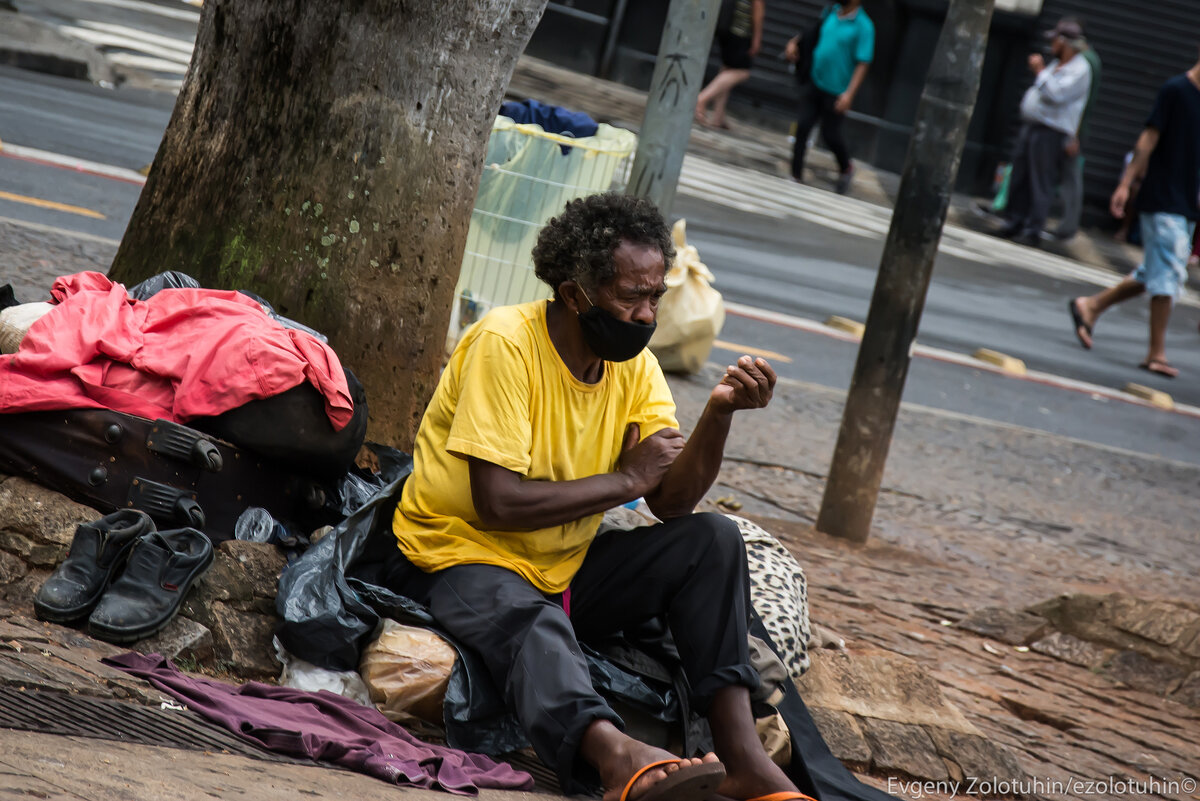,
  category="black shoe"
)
[34,510,156,624]
[1012,230,1041,248]
[834,165,854,195]
[993,219,1023,239]
[87,528,214,644]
